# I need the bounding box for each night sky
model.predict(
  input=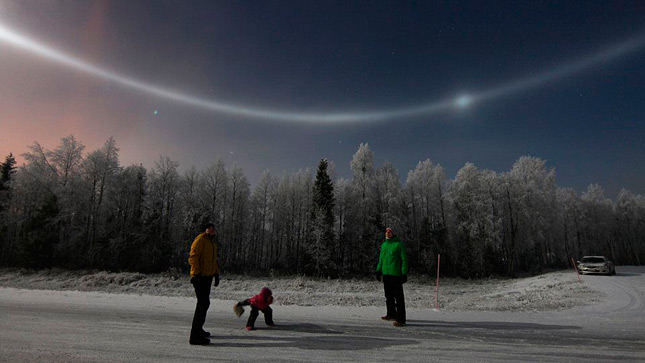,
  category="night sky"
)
[1,1,644,198]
